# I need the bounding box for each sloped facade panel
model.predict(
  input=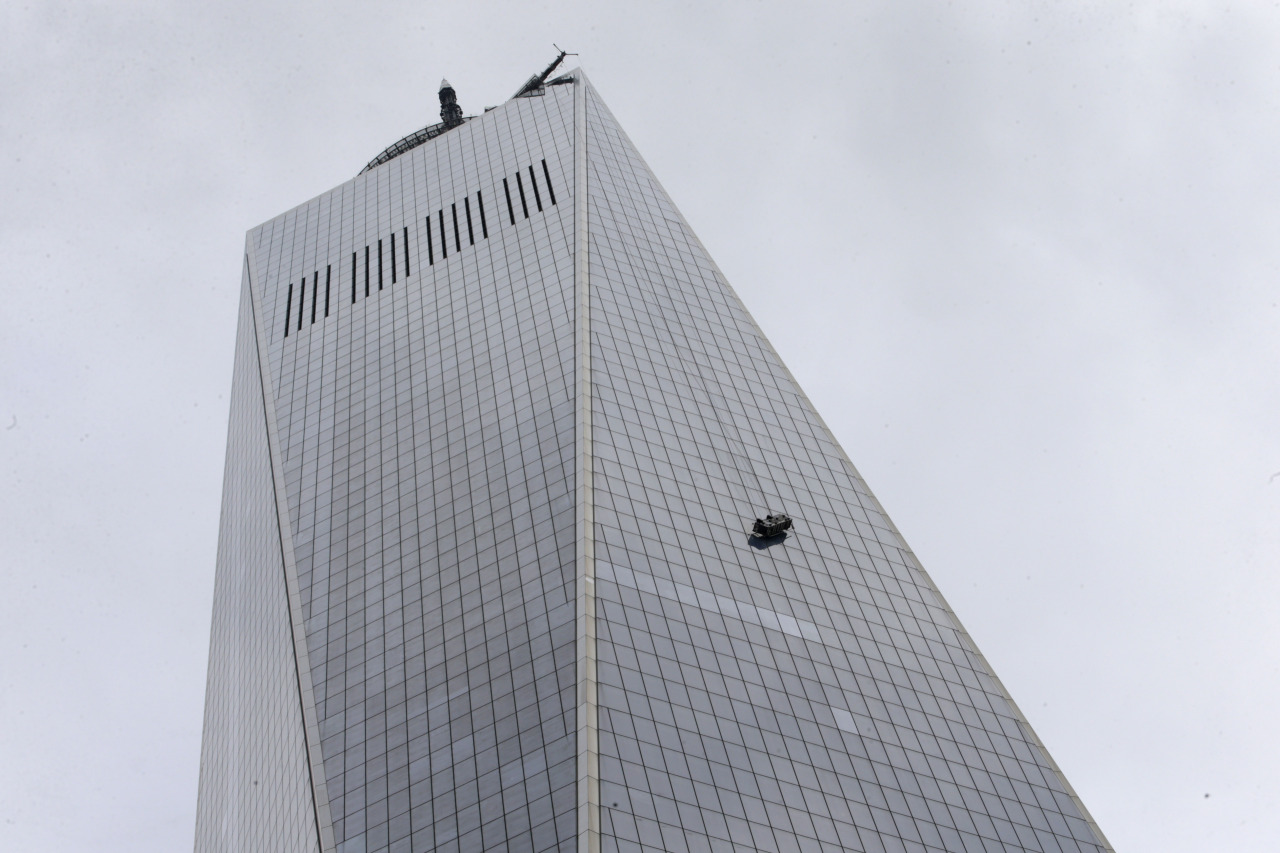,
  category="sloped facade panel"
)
[223,86,581,853]
[194,263,322,853]
[580,82,1108,853]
